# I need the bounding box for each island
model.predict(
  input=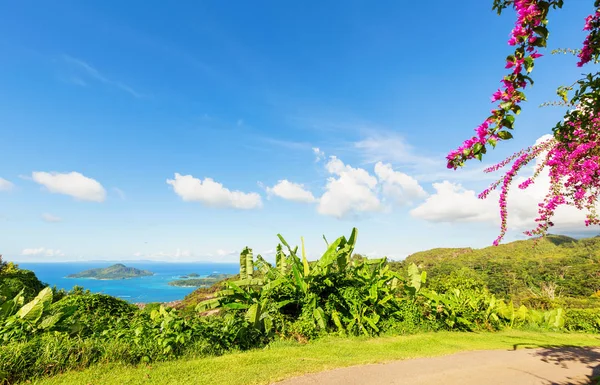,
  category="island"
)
[67,264,154,280]
[168,273,232,287]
